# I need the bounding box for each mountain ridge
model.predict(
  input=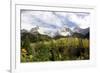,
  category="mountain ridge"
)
[21,25,89,39]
